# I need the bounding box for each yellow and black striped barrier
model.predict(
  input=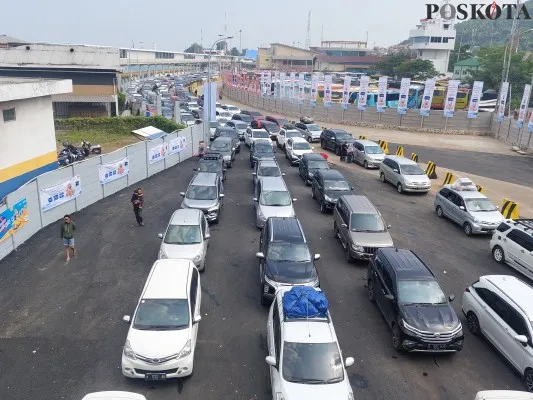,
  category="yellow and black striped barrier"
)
[476,184,484,193]
[395,146,405,157]
[442,172,455,186]
[359,135,368,140]
[426,161,438,179]
[501,198,519,219]
[410,153,418,162]
[378,140,390,155]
